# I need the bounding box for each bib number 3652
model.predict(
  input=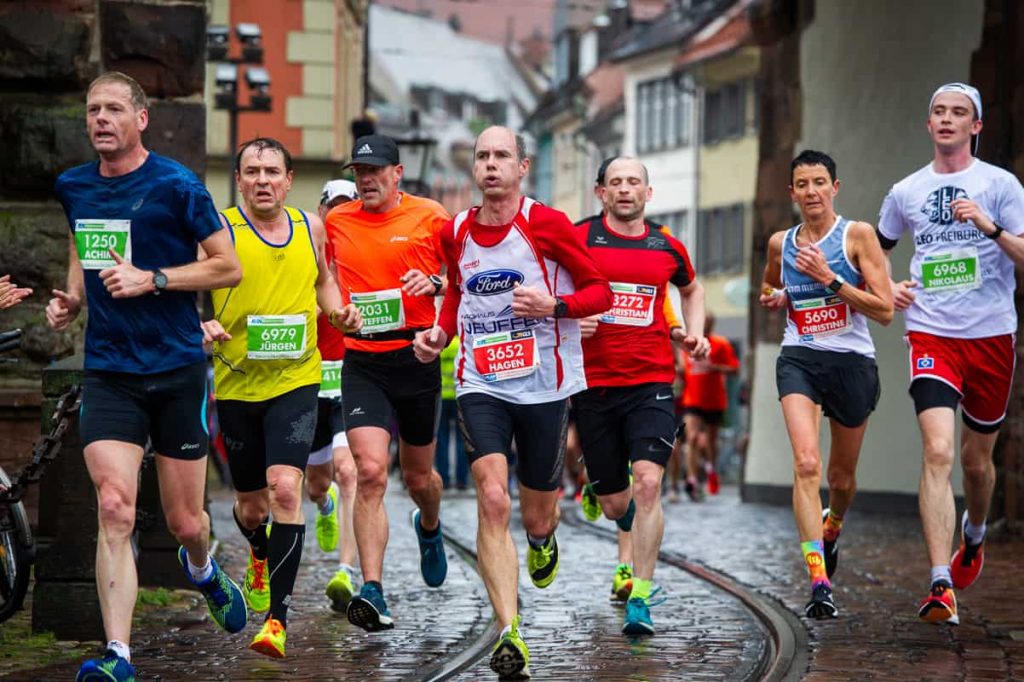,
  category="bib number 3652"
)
[473,330,538,382]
